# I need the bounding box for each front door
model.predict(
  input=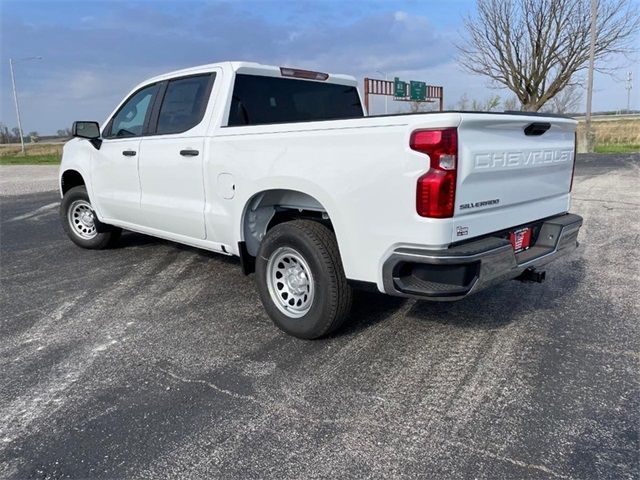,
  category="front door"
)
[91,83,159,225]
[138,74,214,240]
